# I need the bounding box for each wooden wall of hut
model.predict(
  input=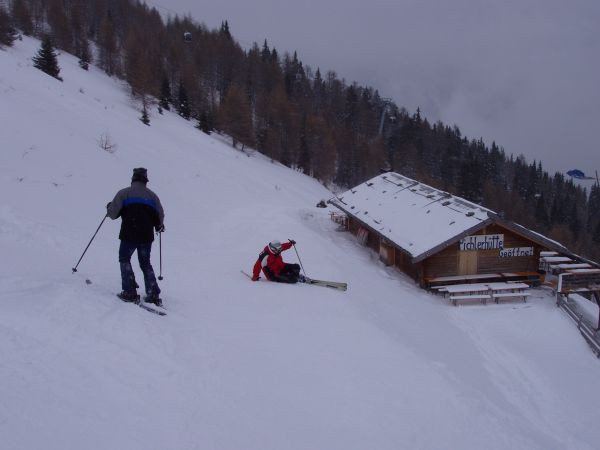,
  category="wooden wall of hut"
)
[422,224,543,279]
[394,248,420,281]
